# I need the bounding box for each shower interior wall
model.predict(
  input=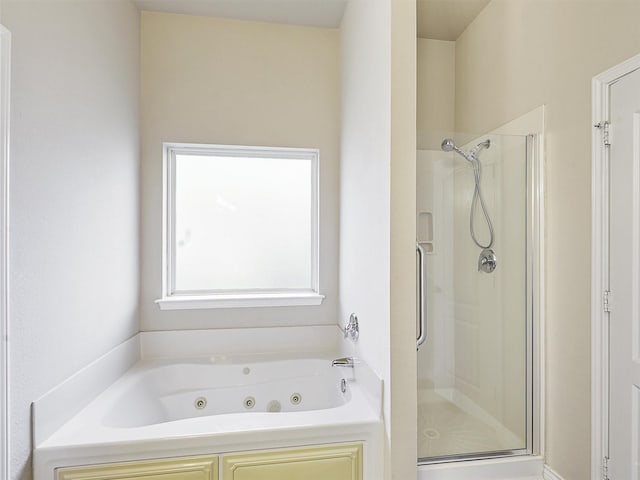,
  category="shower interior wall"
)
[417,141,527,450]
